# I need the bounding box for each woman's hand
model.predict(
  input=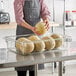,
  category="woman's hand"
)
[31,27,42,35]
[43,18,50,31]
[21,21,43,35]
